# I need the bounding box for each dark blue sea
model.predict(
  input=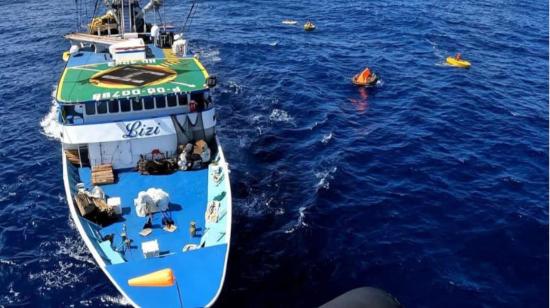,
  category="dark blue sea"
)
[0,0,548,307]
